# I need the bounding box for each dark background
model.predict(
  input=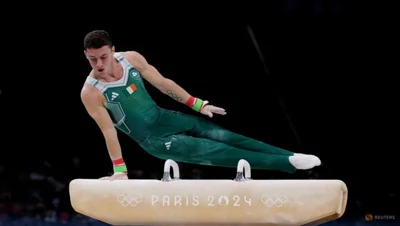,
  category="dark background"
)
[1,0,398,225]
